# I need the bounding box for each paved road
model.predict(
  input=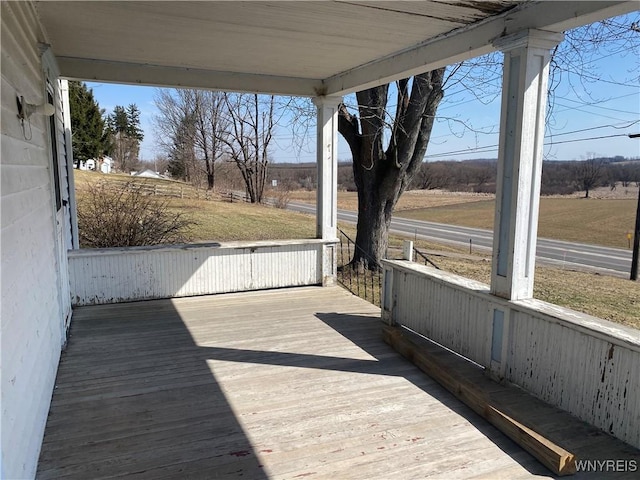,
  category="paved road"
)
[288,201,633,278]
